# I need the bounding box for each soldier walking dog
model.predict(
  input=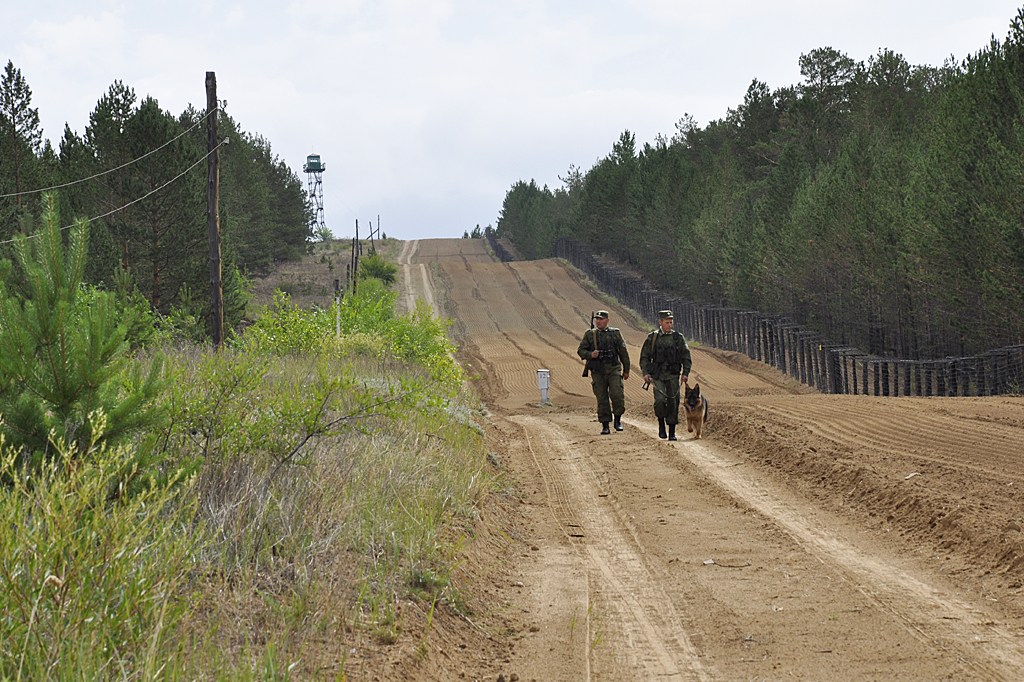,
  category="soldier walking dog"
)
[639,310,692,441]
